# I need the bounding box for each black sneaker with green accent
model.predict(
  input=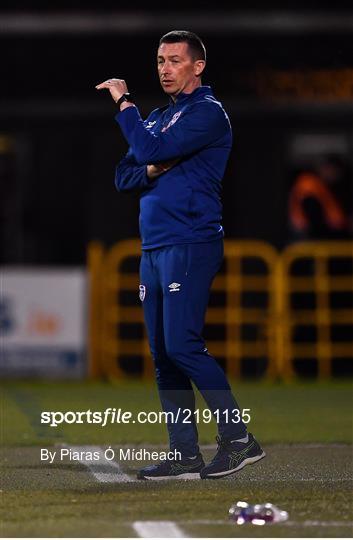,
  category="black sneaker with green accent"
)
[200,433,265,479]
[137,453,205,480]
